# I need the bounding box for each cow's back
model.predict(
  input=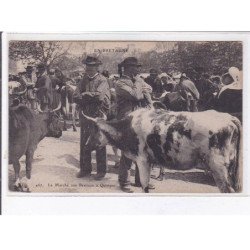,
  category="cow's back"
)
[130,109,240,170]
